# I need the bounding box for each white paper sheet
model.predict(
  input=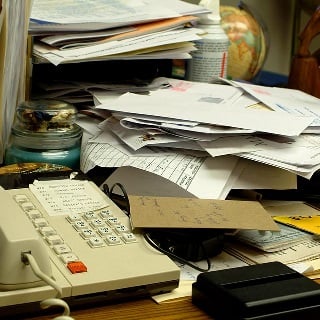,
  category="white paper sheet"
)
[232,80,320,131]
[102,155,240,200]
[81,128,240,199]
[97,81,313,136]
[33,28,201,65]
[30,0,208,31]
